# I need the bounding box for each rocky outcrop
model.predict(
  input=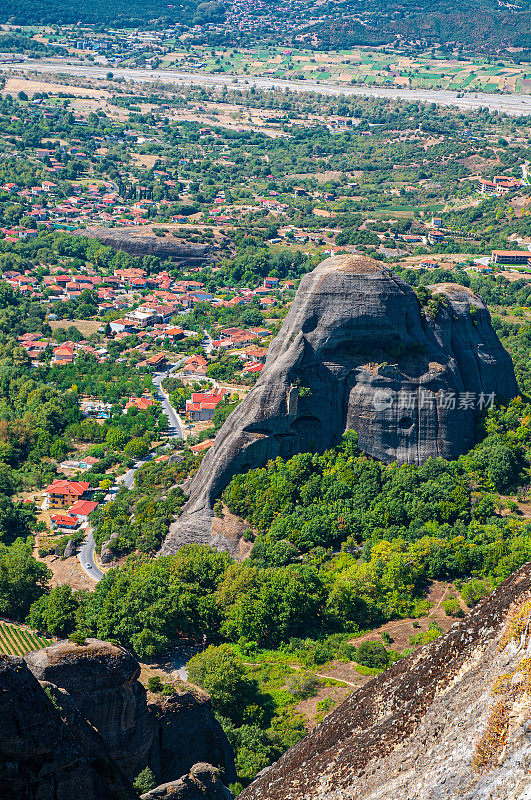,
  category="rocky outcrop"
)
[79,228,211,268]
[240,562,531,800]
[148,690,237,786]
[162,254,517,555]
[25,639,154,780]
[2,640,236,799]
[140,763,234,800]
[24,639,236,786]
[63,539,76,558]
[0,654,137,800]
